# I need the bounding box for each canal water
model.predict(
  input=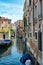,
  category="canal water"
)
[0,37,27,65]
